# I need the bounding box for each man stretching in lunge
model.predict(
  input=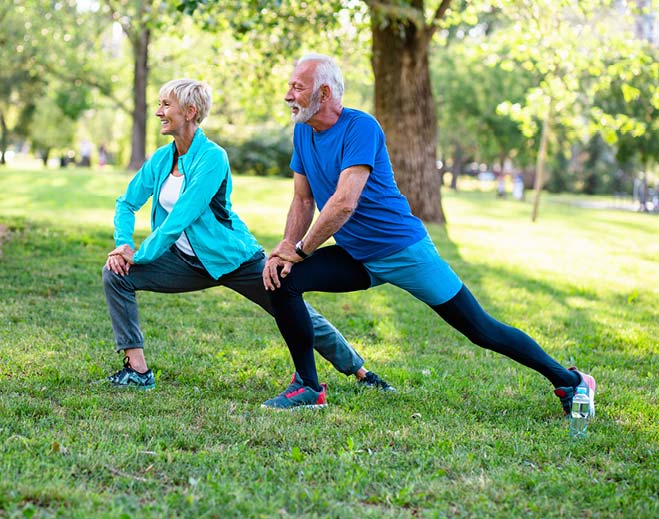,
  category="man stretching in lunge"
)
[261,53,596,420]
